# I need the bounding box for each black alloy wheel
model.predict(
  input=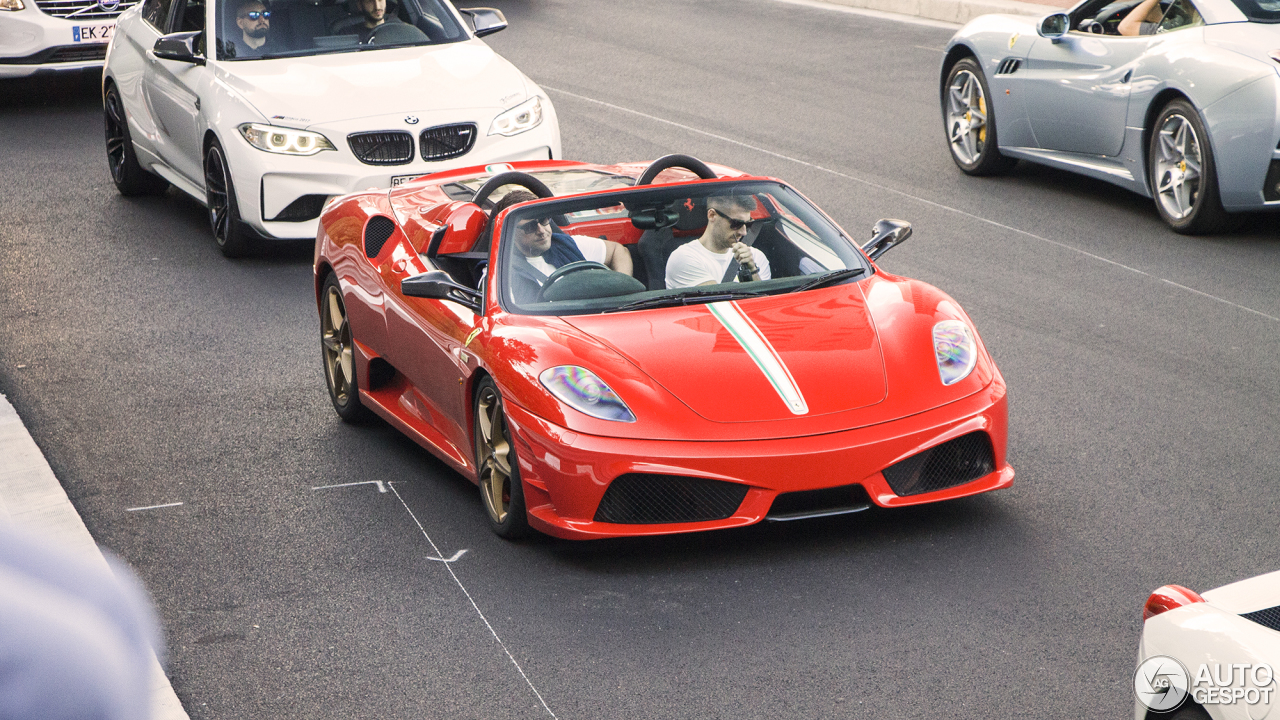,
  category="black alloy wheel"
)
[473,377,530,539]
[204,138,253,257]
[320,273,373,423]
[103,83,169,196]
[943,57,1016,176]
[1149,99,1233,235]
